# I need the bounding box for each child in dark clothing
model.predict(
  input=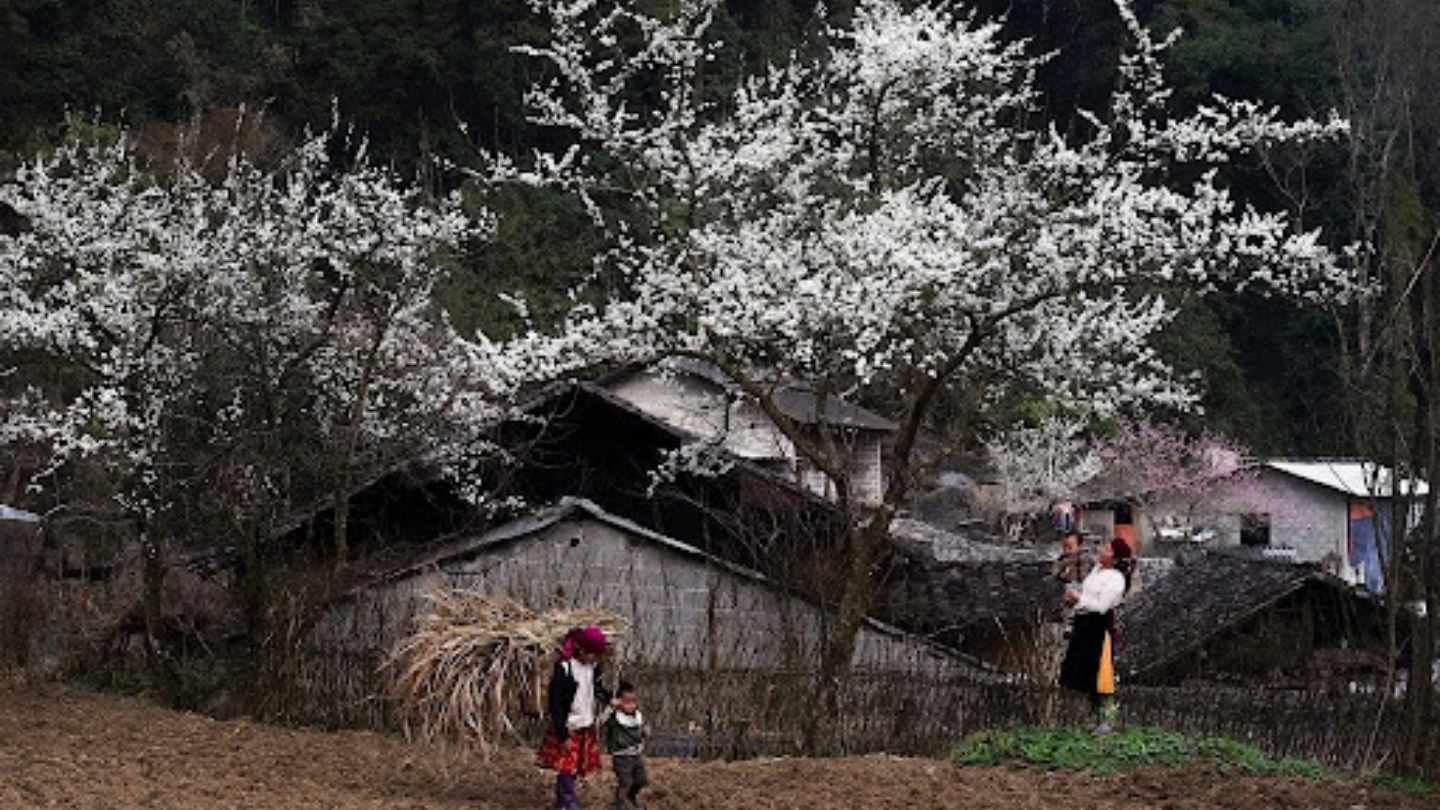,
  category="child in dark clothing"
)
[1052,531,1092,590]
[1053,532,1092,639]
[601,680,648,810]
